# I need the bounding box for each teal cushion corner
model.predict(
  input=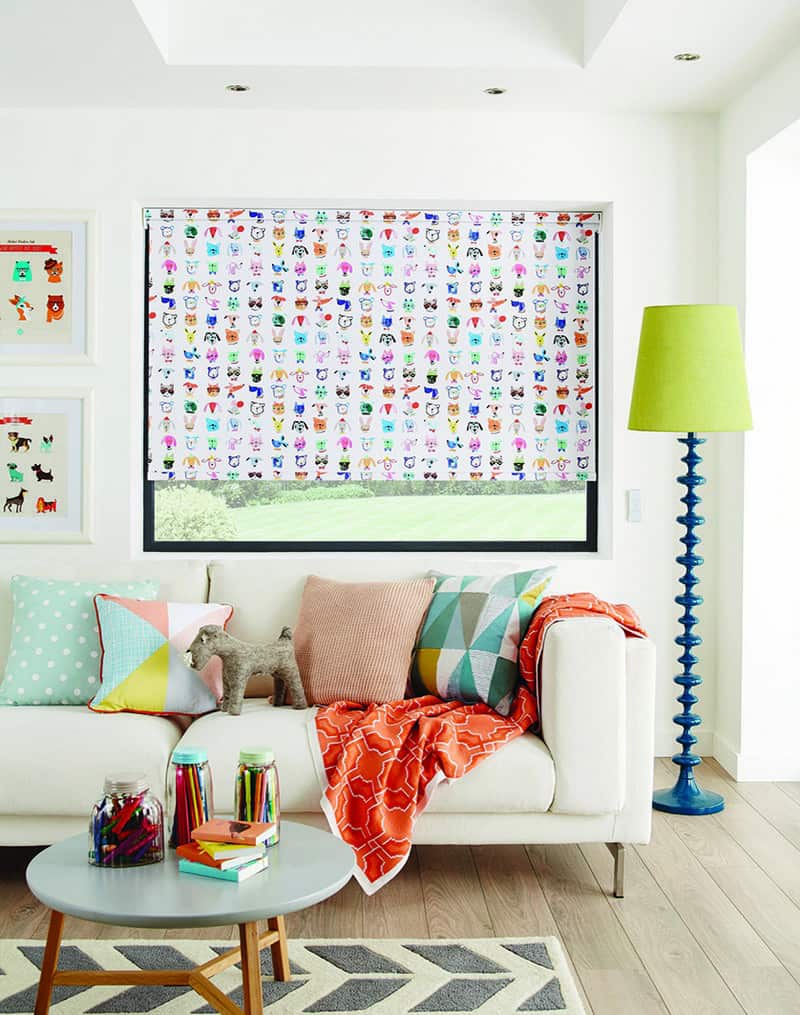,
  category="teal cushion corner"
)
[411,567,555,715]
[0,575,159,706]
